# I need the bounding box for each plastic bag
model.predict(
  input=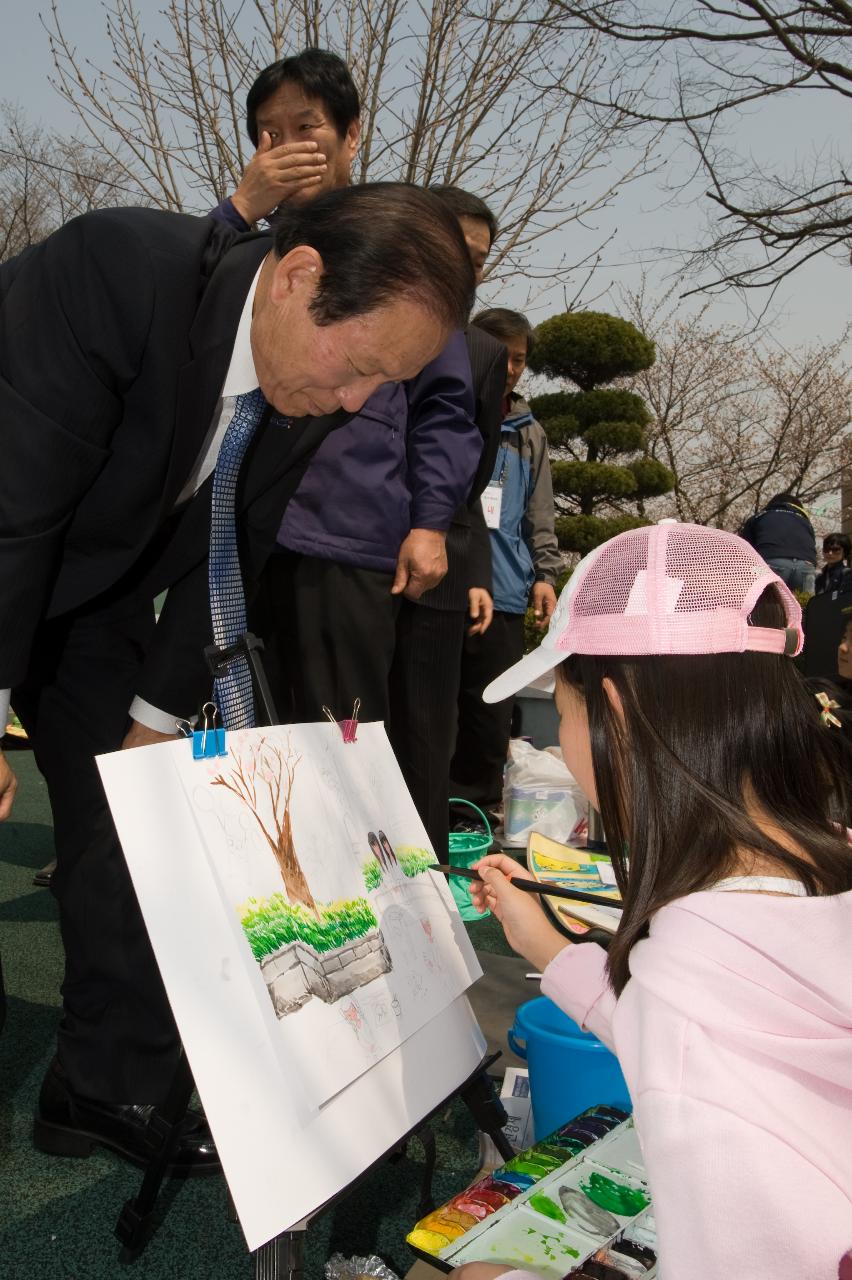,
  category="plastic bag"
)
[325,1255,400,1280]
[502,738,586,847]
